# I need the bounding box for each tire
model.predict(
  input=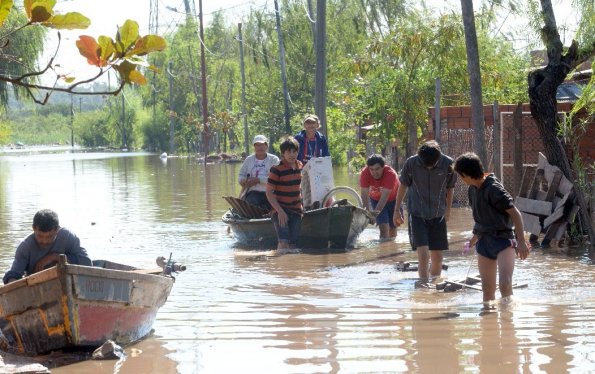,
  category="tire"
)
[321,186,363,208]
